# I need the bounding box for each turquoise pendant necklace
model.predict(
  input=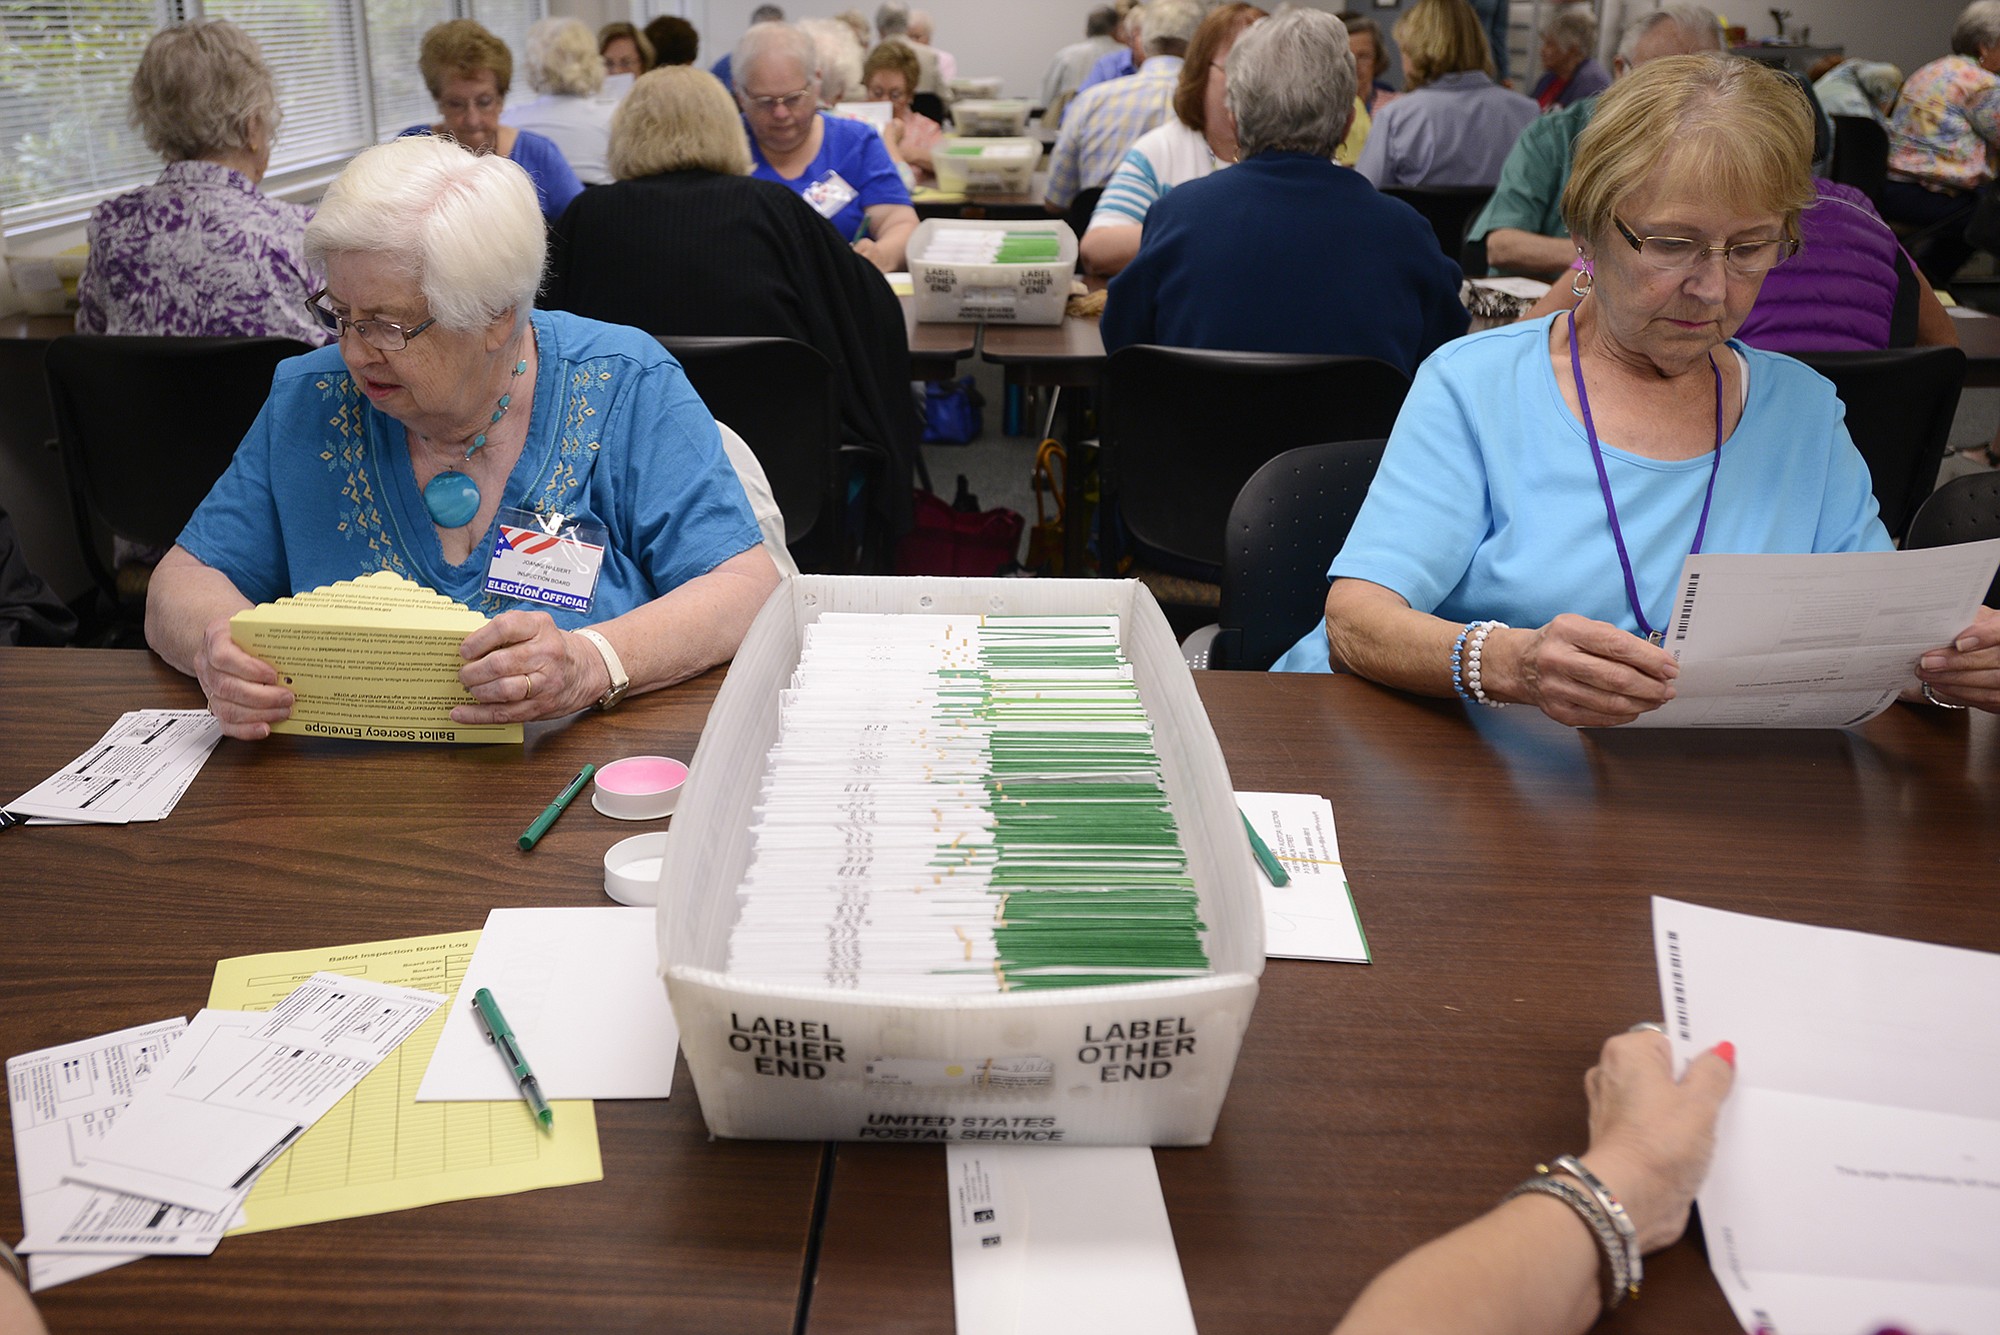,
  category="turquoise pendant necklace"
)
[422,355,529,529]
